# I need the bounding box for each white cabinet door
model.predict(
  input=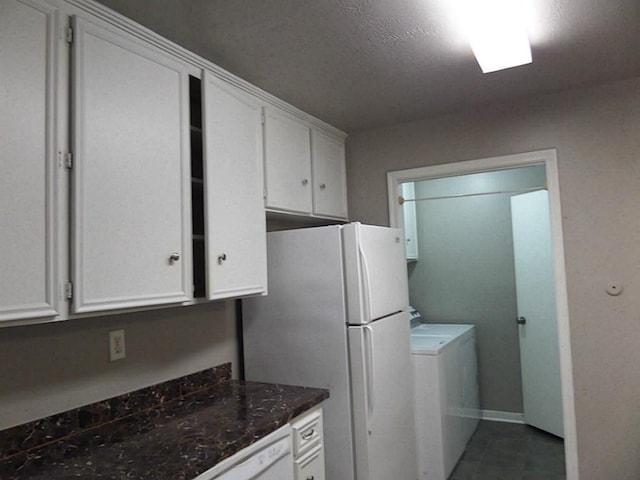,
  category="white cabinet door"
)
[202,72,267,299]
[263,108,347,220]
[294,444,326,480]
[401,182,419,260]
[311,130,348,220]
[263,107,313,214]
[291,407,326,480]
[0,0,58,322]
[71,16,190,313]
